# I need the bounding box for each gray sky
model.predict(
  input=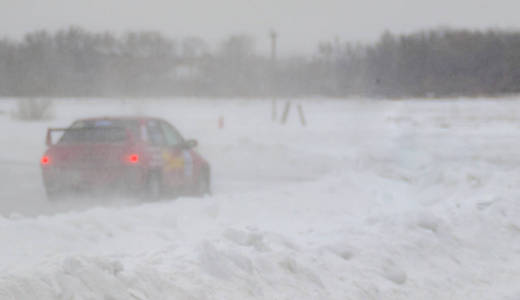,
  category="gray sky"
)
[1,0,519,54]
